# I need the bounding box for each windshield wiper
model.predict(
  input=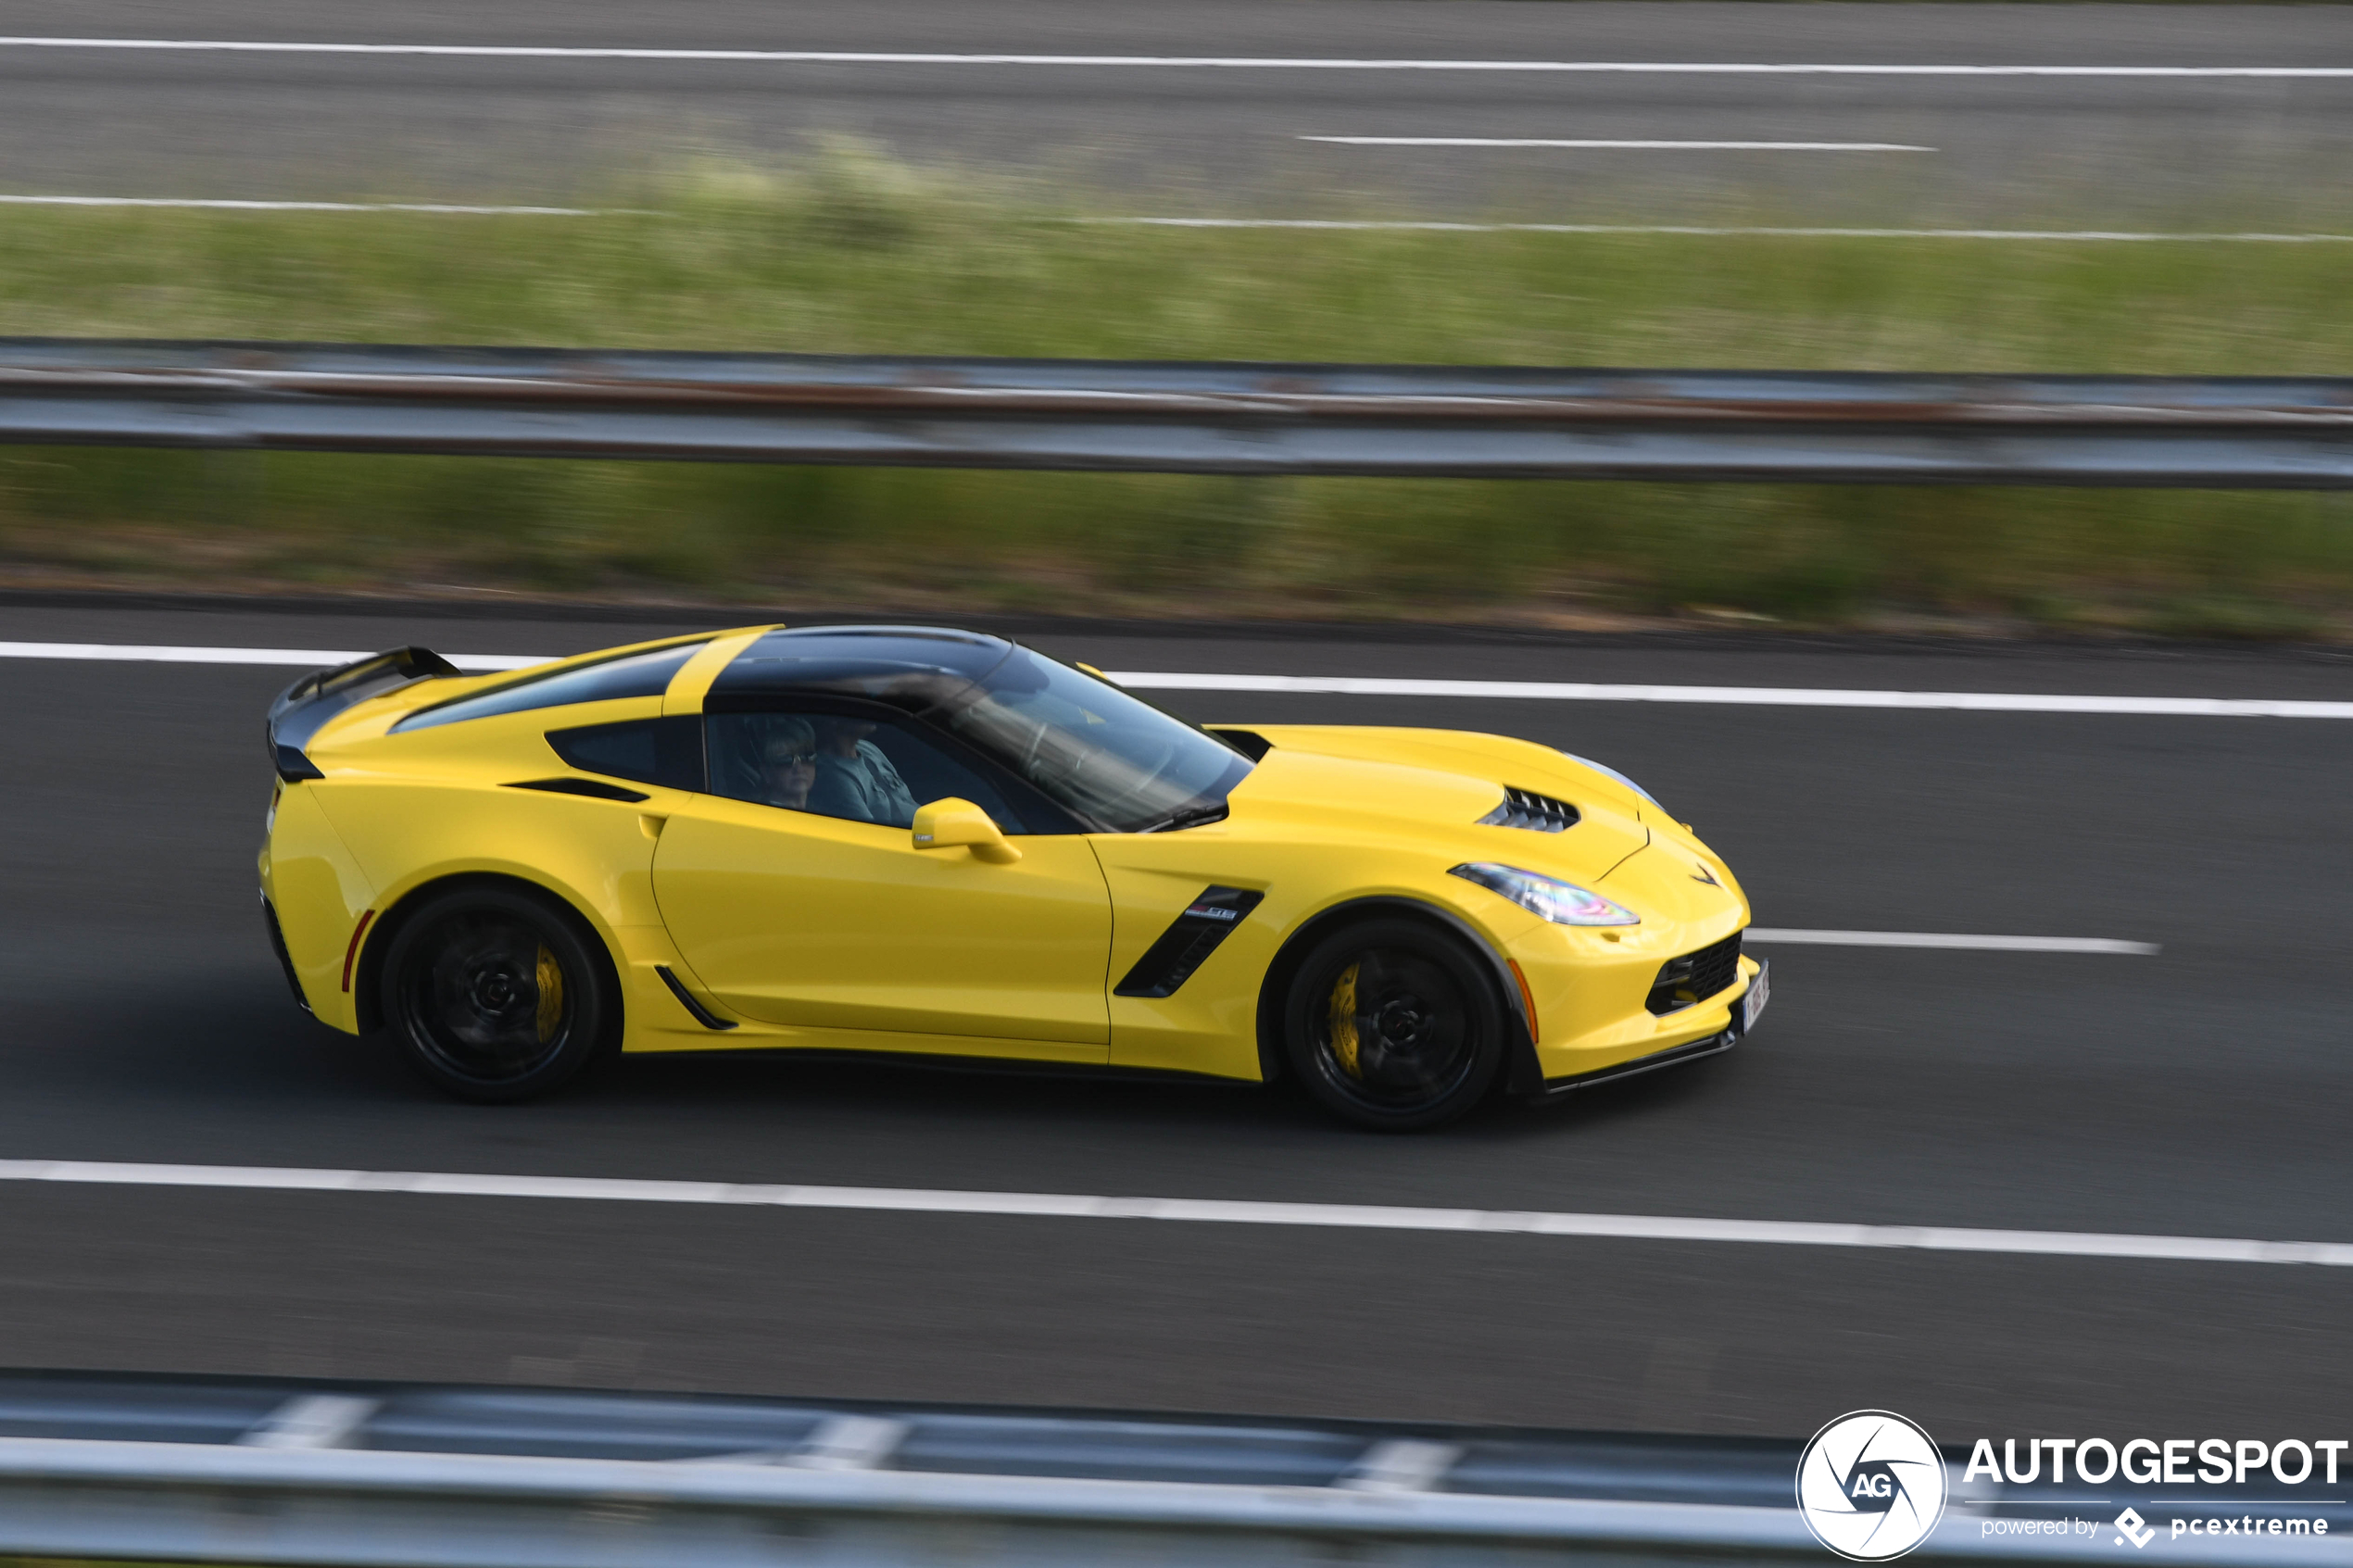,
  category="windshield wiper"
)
[1139,801,1229,834]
